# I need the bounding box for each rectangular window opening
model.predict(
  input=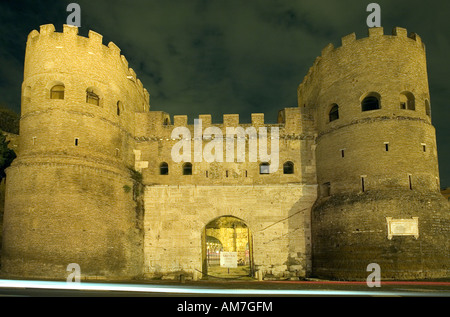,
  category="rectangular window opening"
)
[206,171,208,178]
[340,149,345,158]
[408,174,413,190]
[384,142,389,152]
[75,138,79,146]
[361,176,366,192]
[421,143,426,152]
